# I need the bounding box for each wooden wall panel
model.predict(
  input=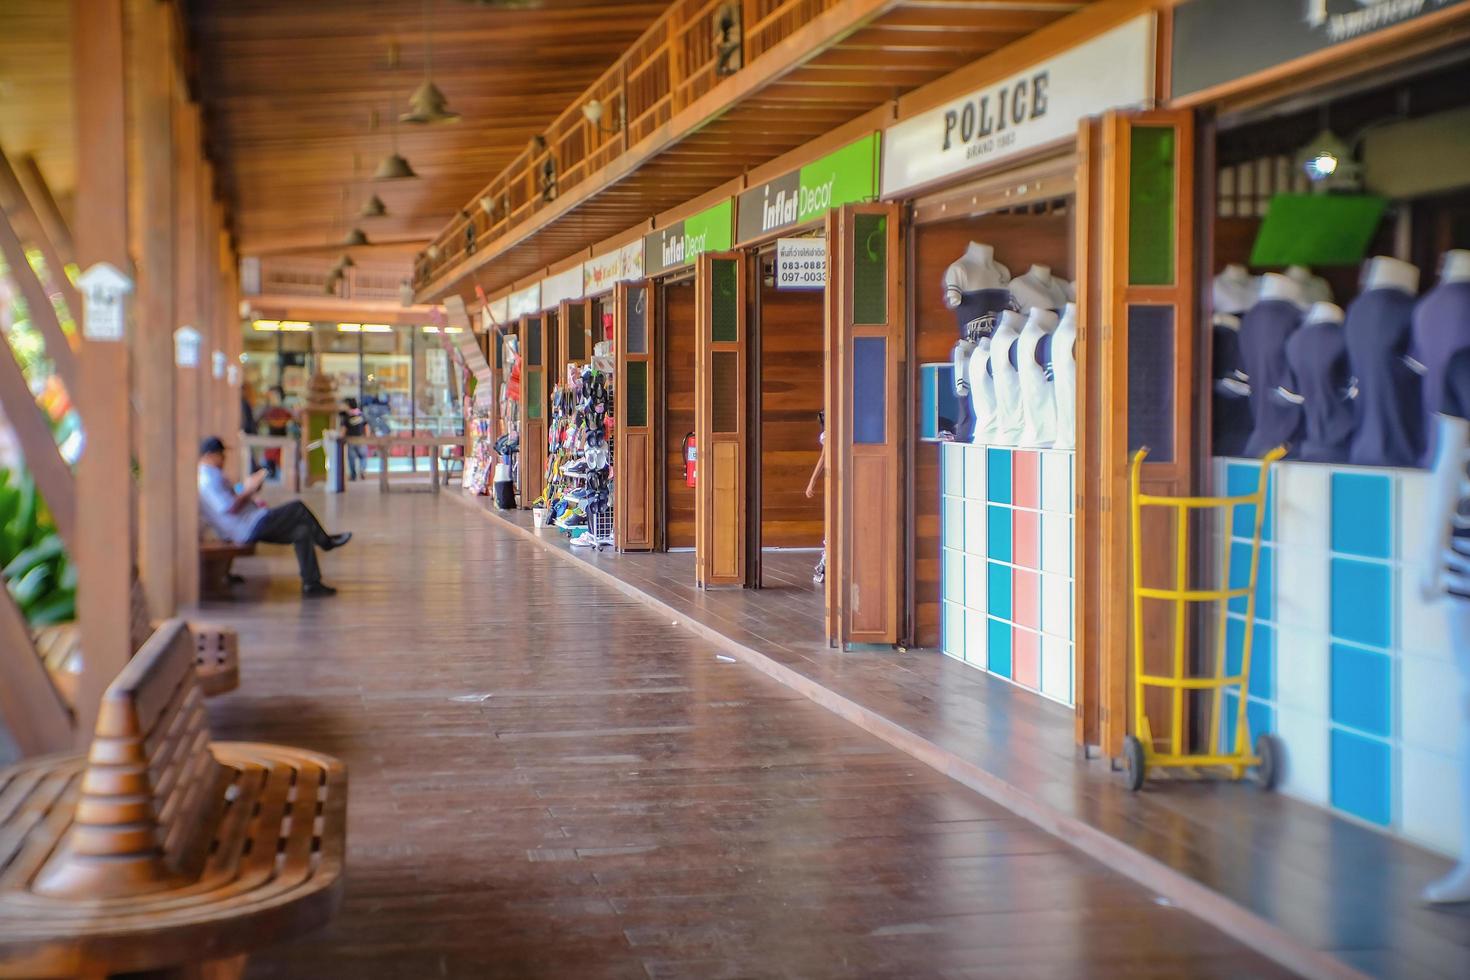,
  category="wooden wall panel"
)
[759,286,824,550]
[909,212,1074,648]
[662,281,697,549]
